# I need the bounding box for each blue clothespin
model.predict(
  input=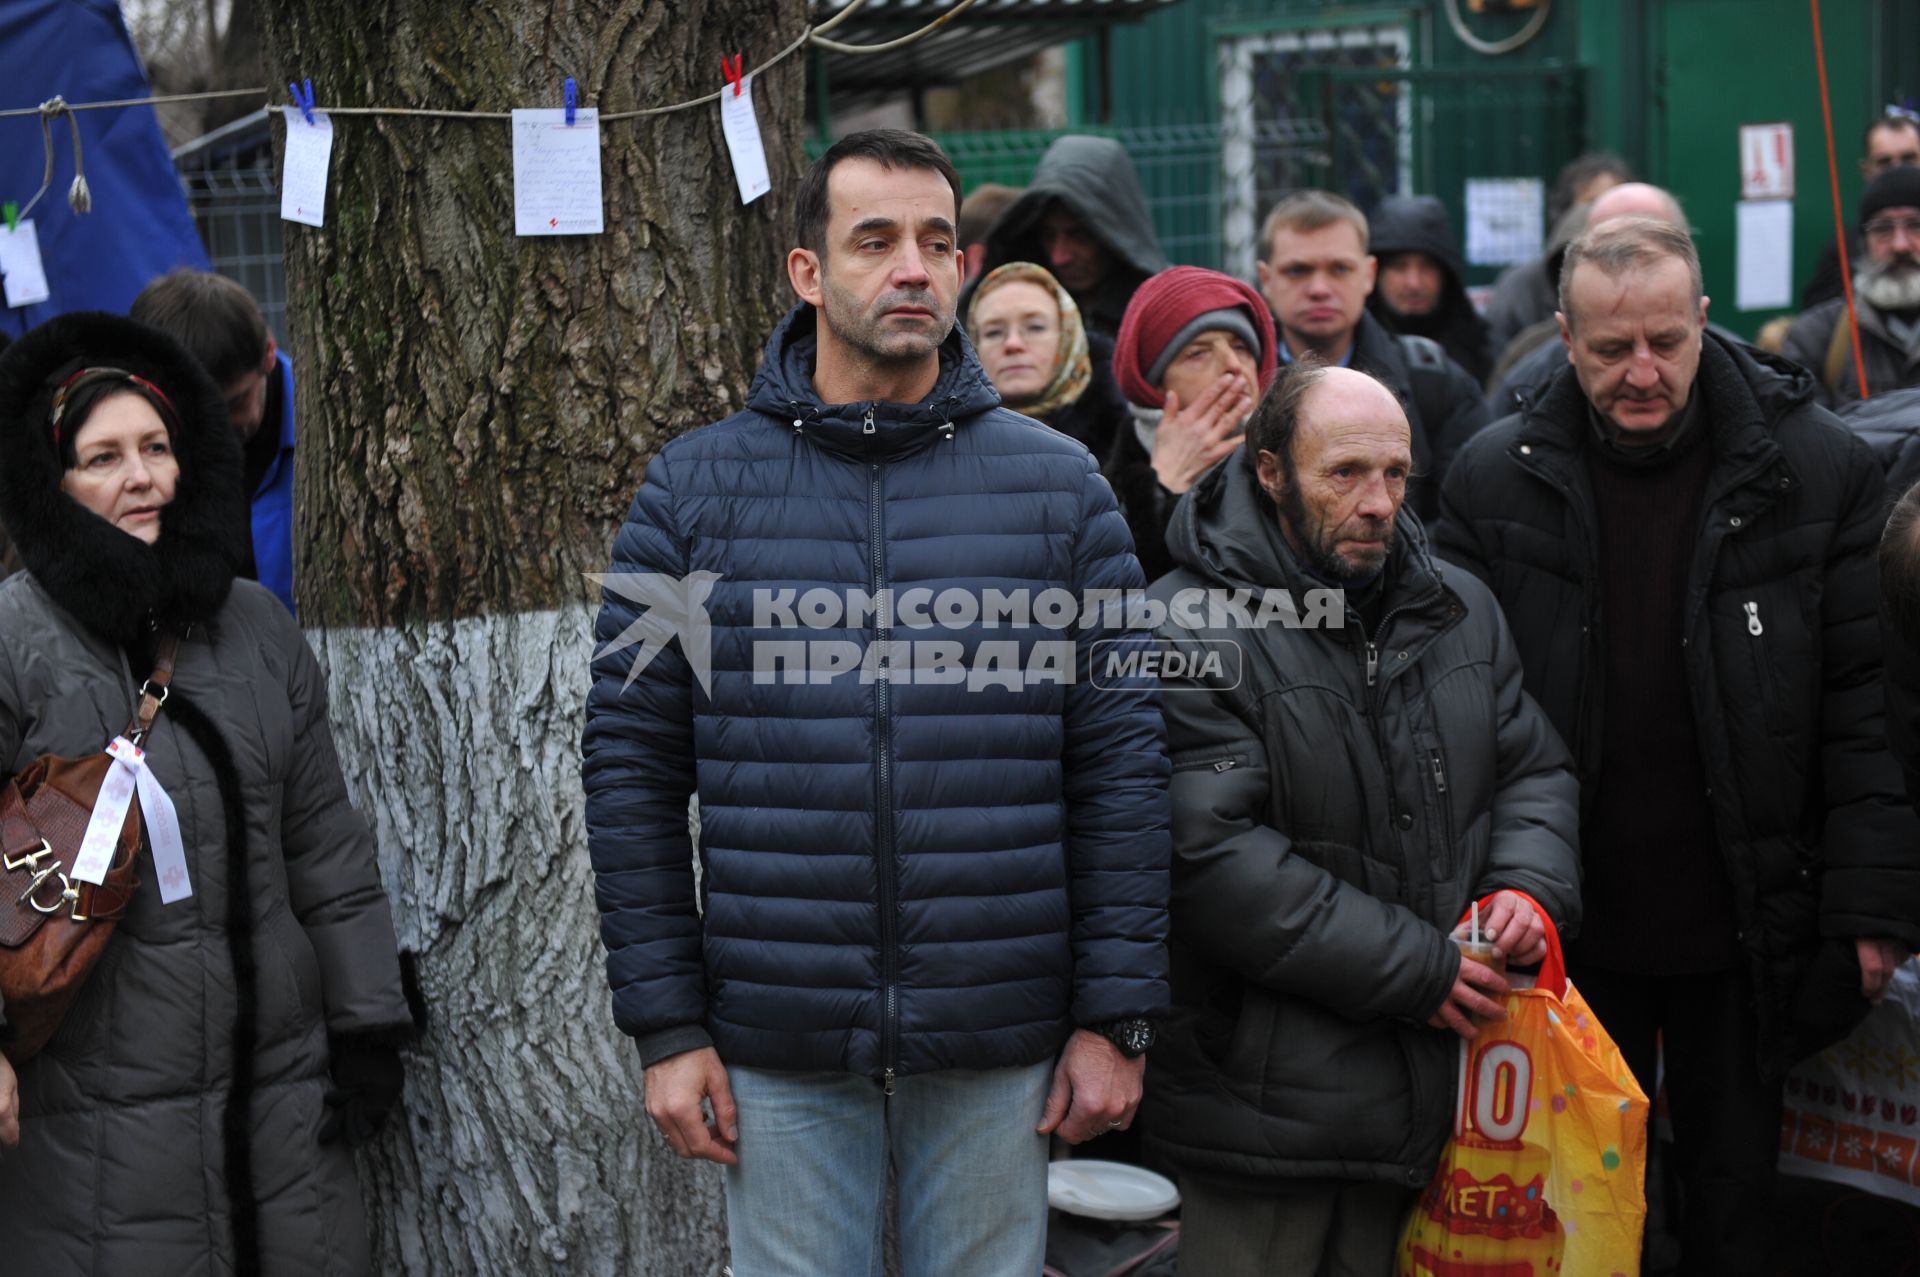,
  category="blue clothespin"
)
[564,78,577,127]
[288,79,316,126]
